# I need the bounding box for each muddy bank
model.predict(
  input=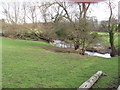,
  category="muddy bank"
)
[86,46,120,56]
[86,46,111,54]
[52,40,112,54]
[44,47,83,54]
